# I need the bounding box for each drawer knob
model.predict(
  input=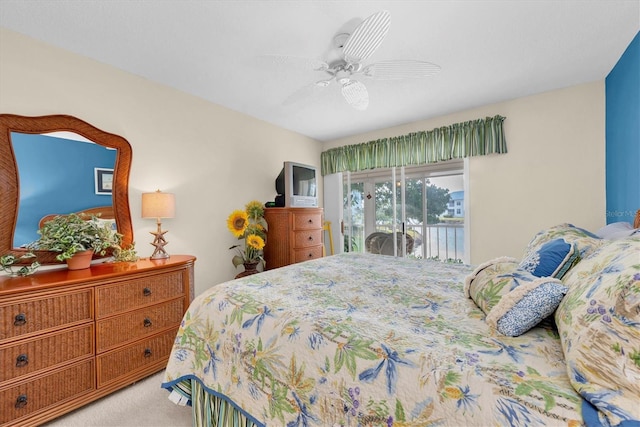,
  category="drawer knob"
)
[308,219,313,224]
[15,394,28,409]
[144,348,153,358]
[143,287,152,296]
[14,313,27,326]
[308,253,313,258]
[15,354,29,367]
[143,317,153,328]
[308,236,314,241]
